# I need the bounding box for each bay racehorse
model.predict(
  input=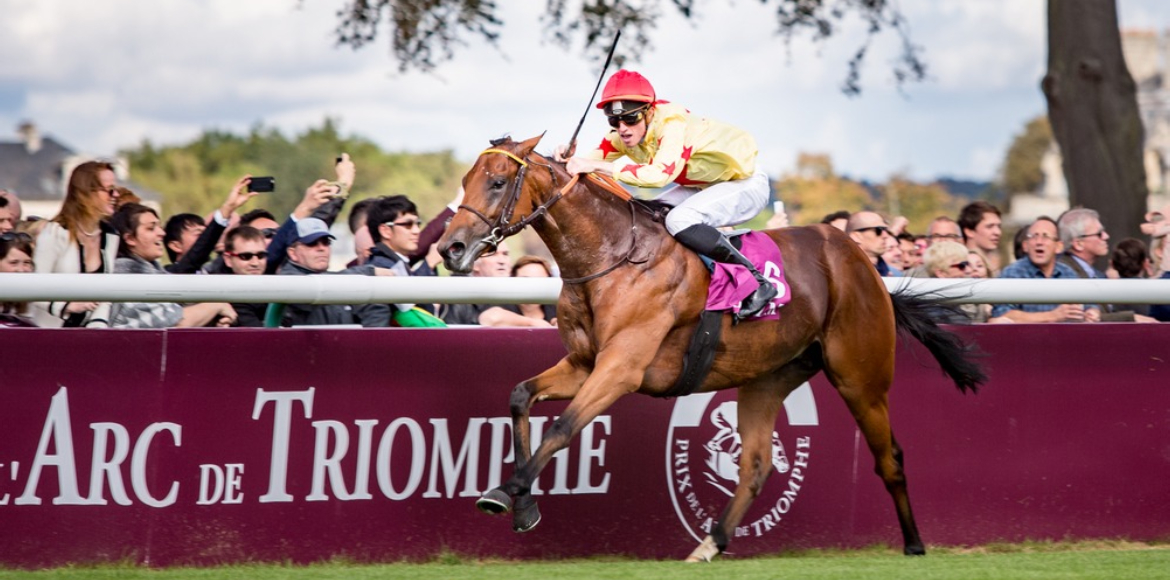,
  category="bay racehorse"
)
[437,134,985,562]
